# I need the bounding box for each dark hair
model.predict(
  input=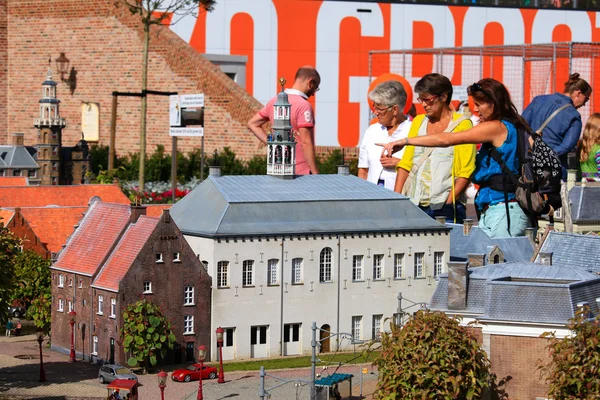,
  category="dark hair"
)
[564,72,592,97]
[295,66,320,85]
[467,78,532,134]
[414,73,453,105]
